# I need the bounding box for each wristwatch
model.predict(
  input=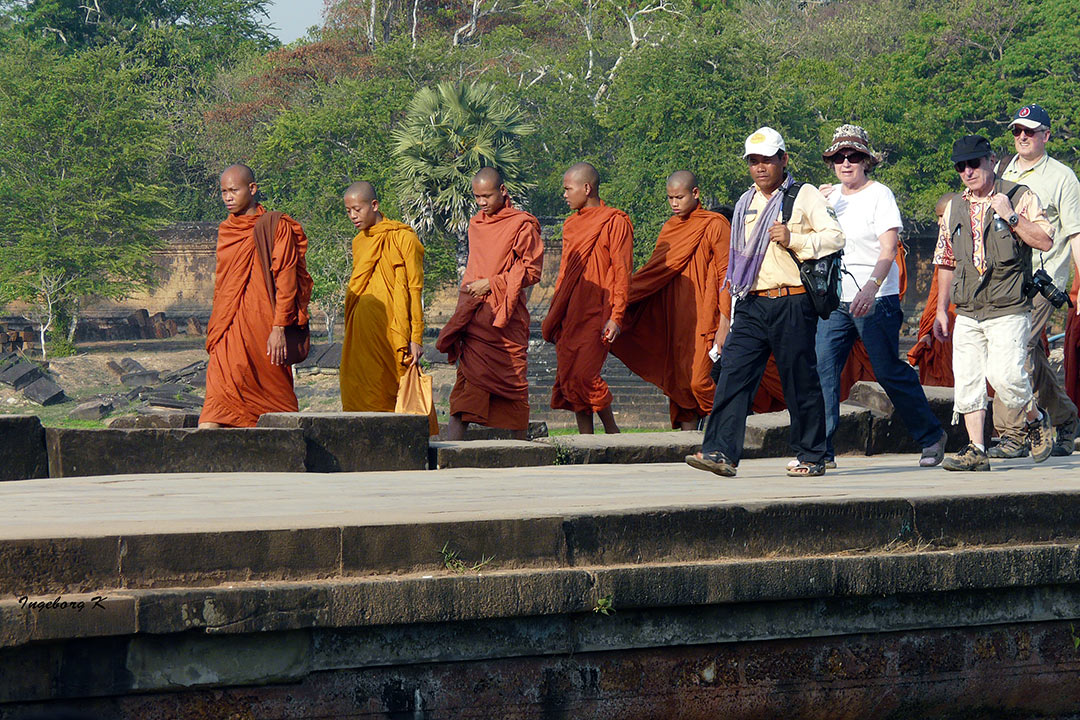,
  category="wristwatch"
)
[870,276,883,288]
[1006,212,1019,227]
